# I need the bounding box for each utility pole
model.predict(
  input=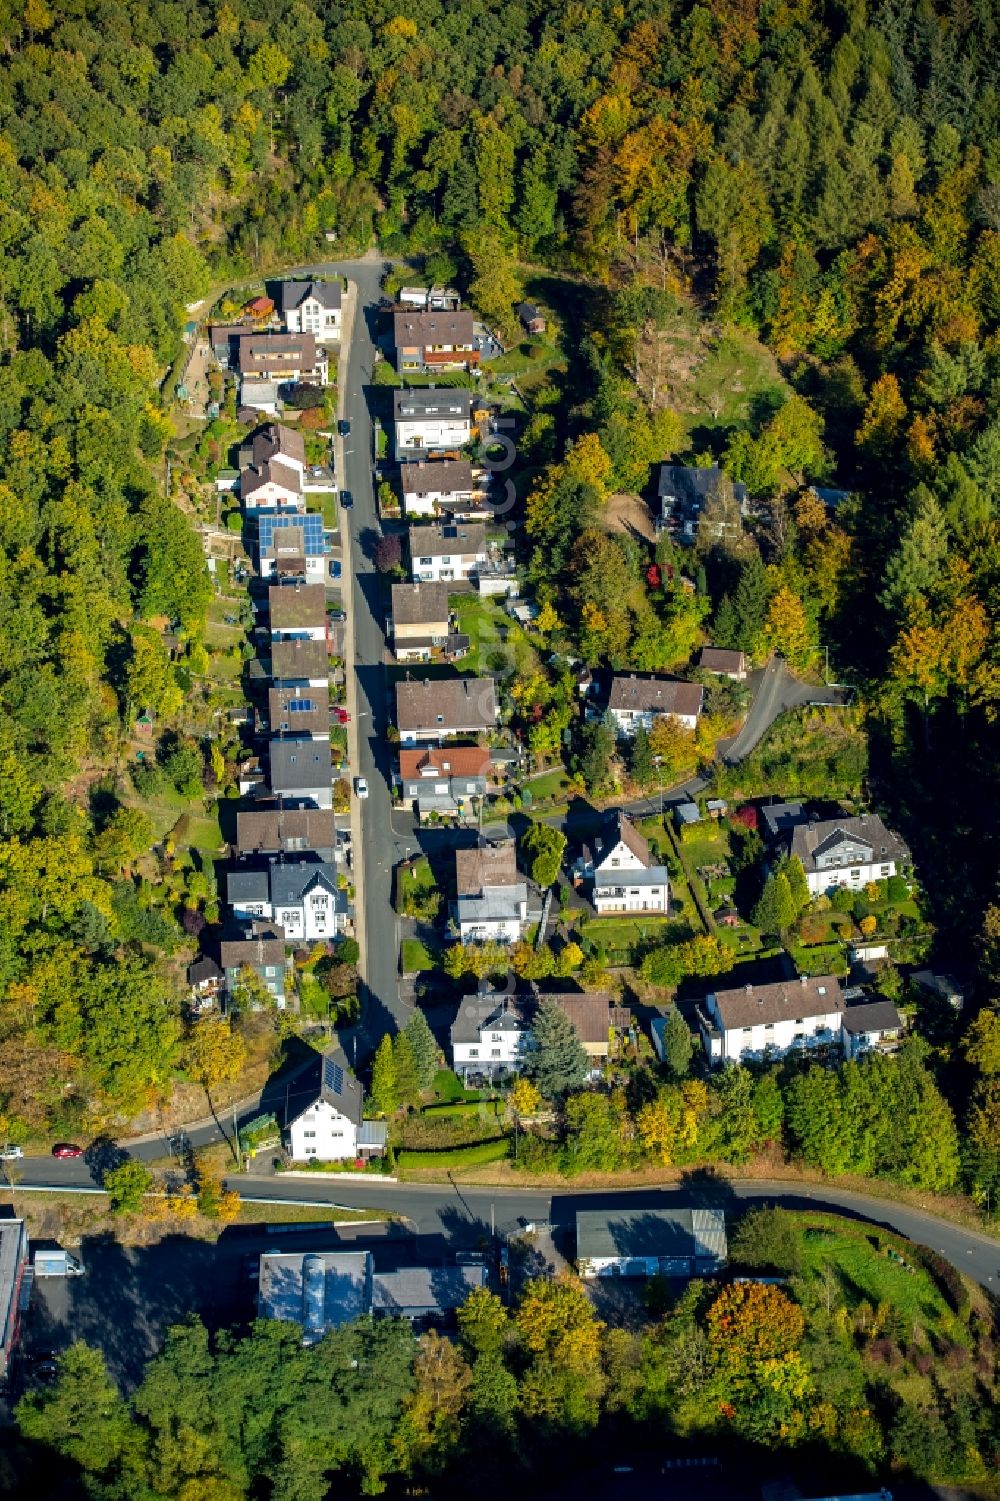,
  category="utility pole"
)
[490,1200,495,1240]
[233,1104,243,1171]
